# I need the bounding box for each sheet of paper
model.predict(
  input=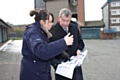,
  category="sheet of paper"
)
[55,50,88,79]
[55,62,76,79]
